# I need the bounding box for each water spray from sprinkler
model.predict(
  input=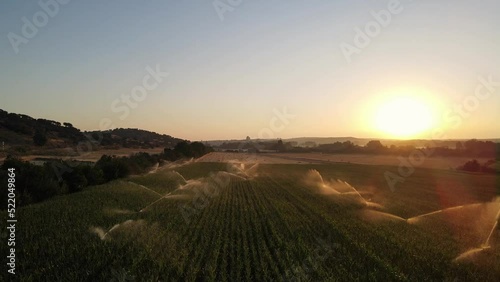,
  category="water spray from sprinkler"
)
[128,181,163,197]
